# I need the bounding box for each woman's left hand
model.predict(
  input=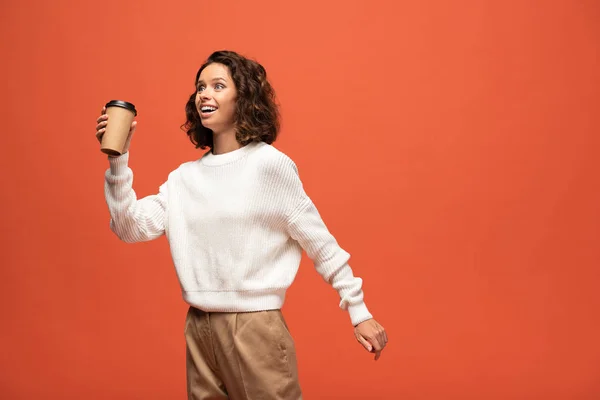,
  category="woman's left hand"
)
[354,318,388,360]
